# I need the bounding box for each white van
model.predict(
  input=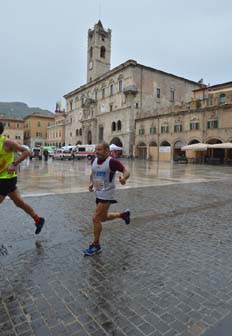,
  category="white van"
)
[72,145,96,160]
[30,147,42,160]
